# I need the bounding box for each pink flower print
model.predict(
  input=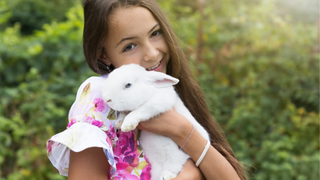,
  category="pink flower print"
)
[83,116,94,124]
[106,136,113,147]
[67,118,77,128]
[114,161,140,180]
[47,141,59,155]
[46,141,53,154]
[106,125,116,141]
[130,155,140,168]
[123,154,138,168]
[118,133,129,147]
[140,165,151,180]
[91,119,103,127]
[116,162,129,172]
[93,98,108,113]
[141,155,151,180]
[114,173,140,180]
[116,131,136,156]
[112,130,140,176]
[69,83,105,121]
[82,116,103,128]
